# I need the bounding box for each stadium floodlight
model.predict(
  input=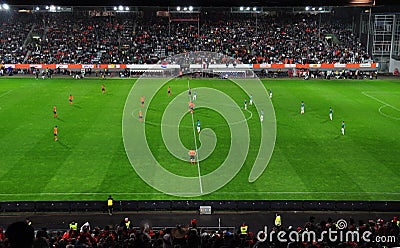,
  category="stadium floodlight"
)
[57,6,61,10]
[176,6,181,11]
[312,7,316,10]
[125,6,129,11]
[188,6,193,11]
[239,6,244,11]
[253,7,257,11]
[118,5,123,11]
[49,5,56,12]
[45,5,49,9]
[183,7,188,11]
[113,6,117,10]
[246,7,250,11]
[305,6,310,11]
[35,6,40,11]
[2,3,9,10]
[318,7,323,10]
